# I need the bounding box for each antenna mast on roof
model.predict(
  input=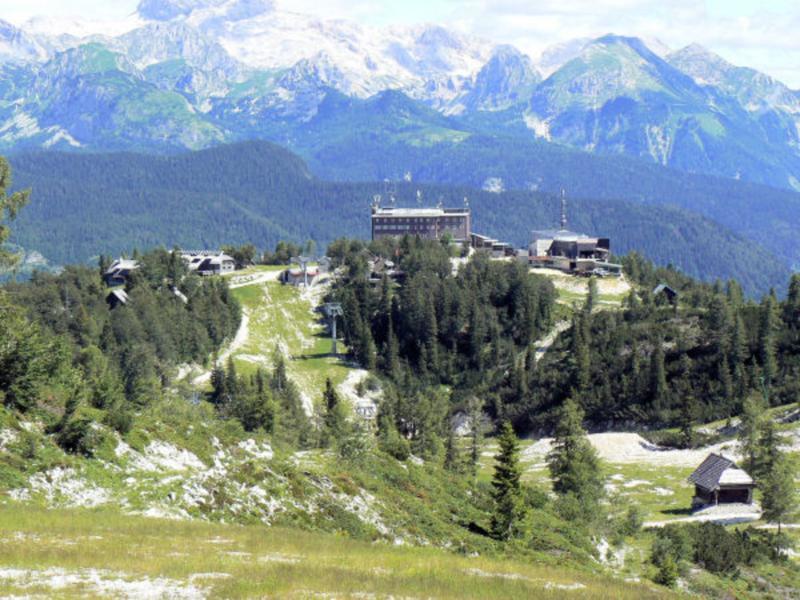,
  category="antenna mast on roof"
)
[560,188,568,230]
